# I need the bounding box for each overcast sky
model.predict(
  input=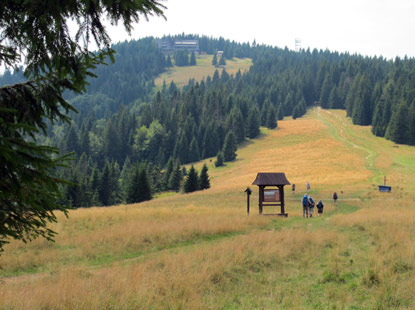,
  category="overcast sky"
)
[106,0,415,59]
